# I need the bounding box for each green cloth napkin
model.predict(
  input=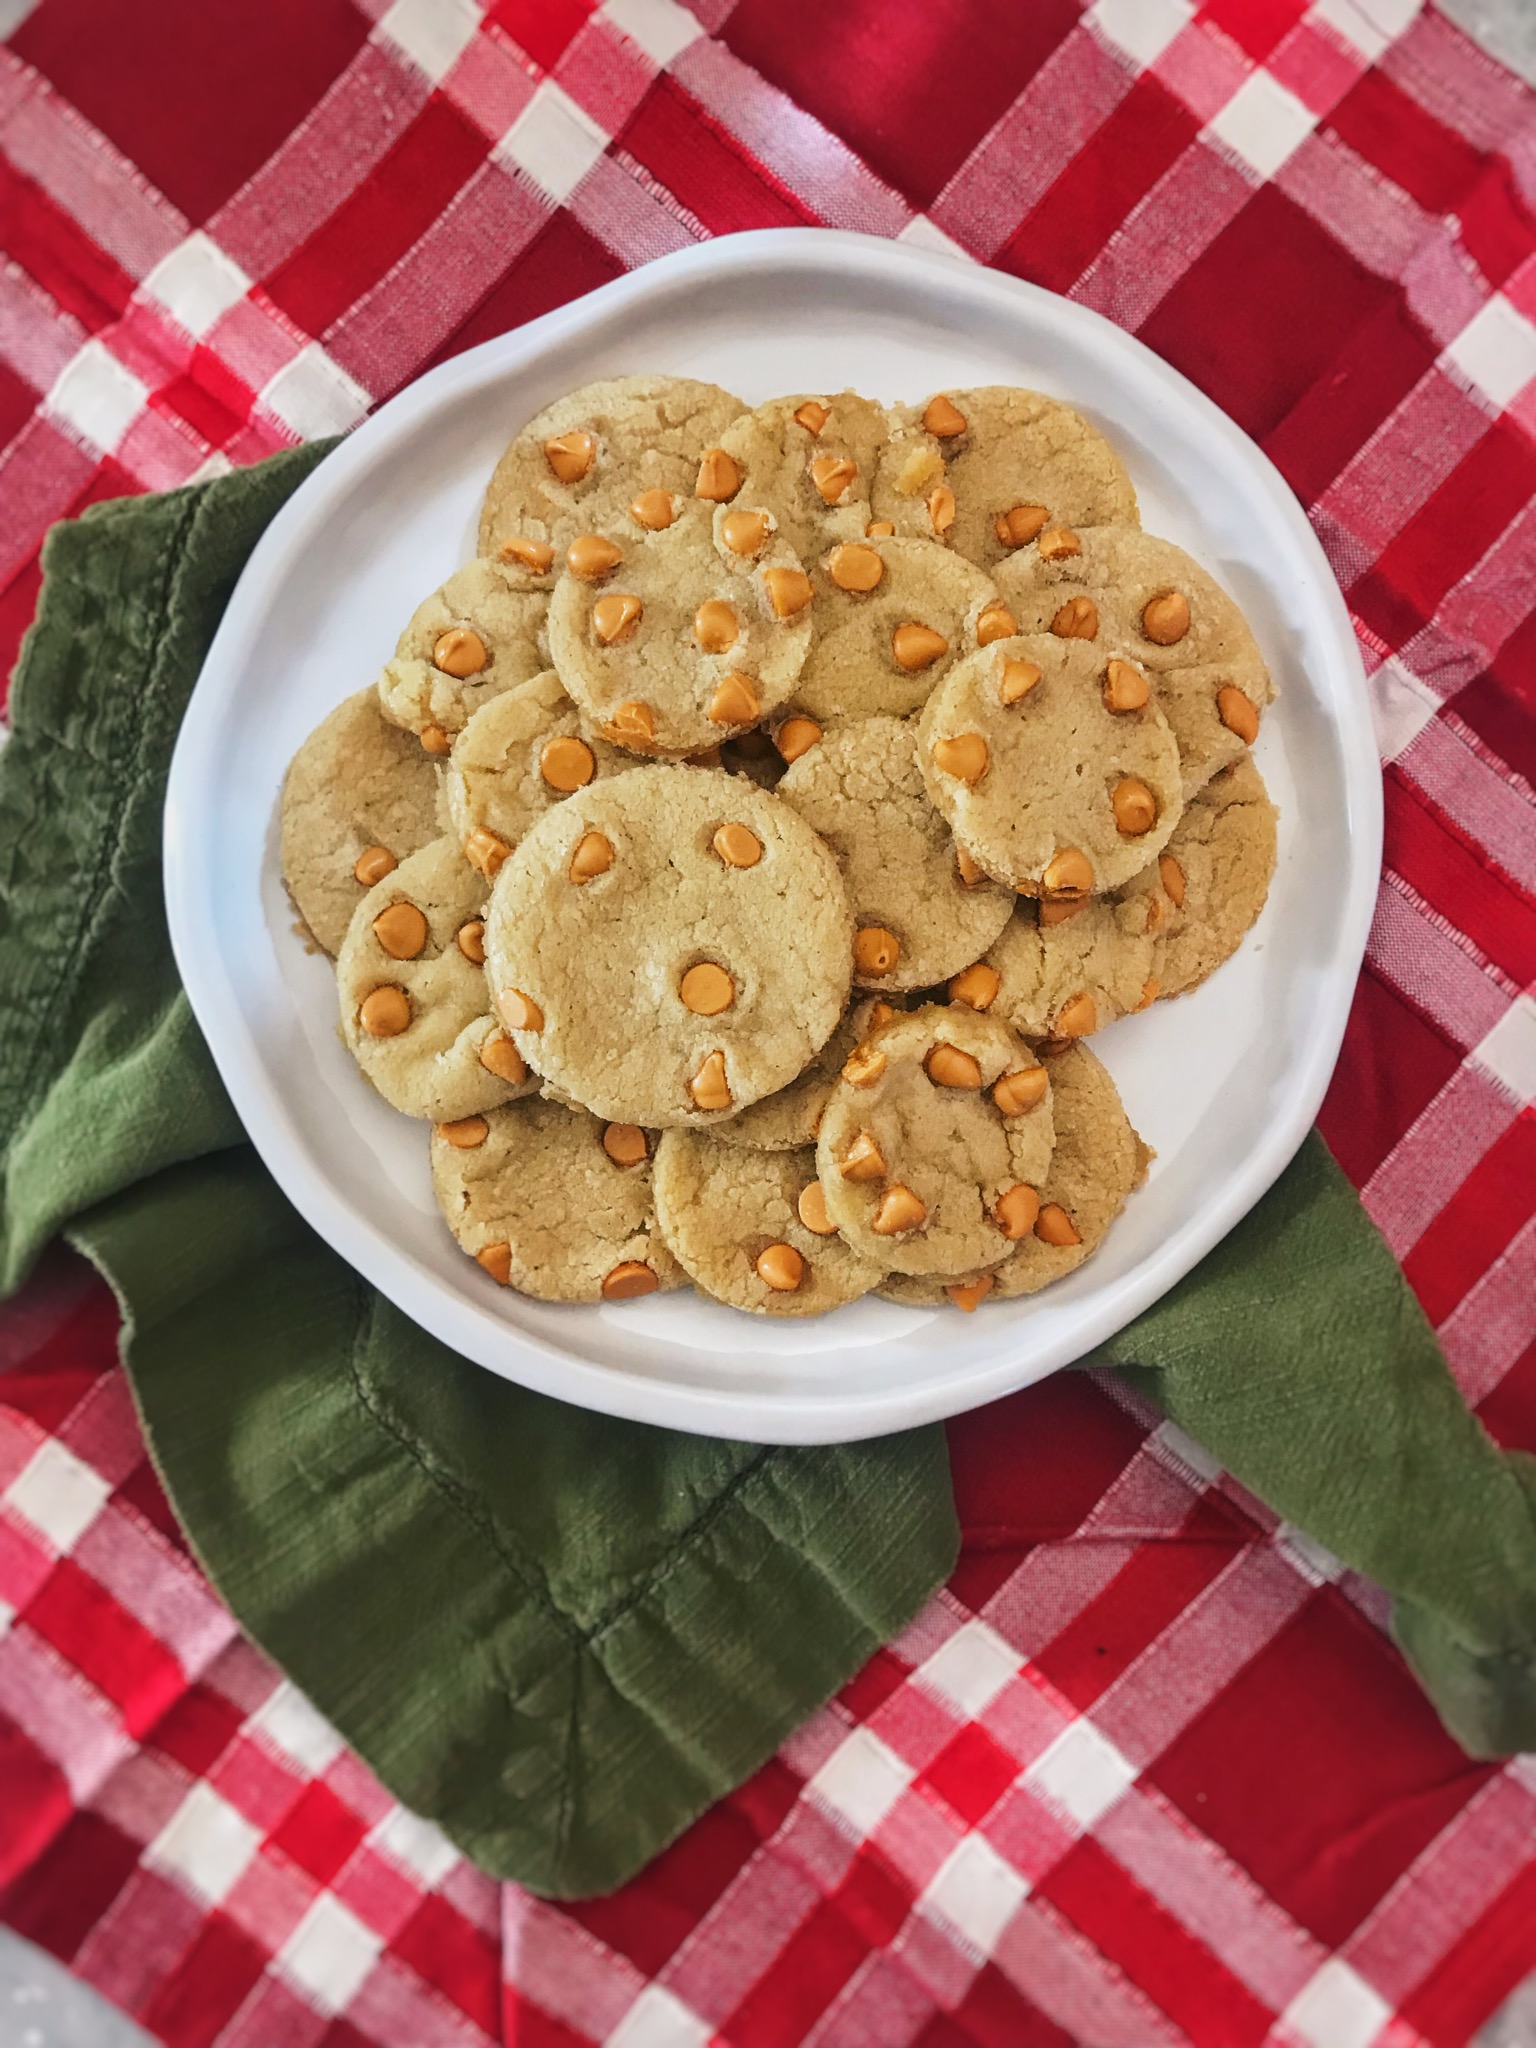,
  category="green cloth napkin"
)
[1,454,1532,1900]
